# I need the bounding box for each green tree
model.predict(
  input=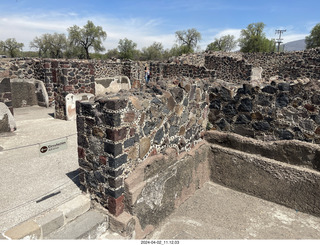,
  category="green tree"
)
[306,23,320,49]
[30,33,67,58]
[141,42,164,60]
[118,38,137,59]
[105,48,120,59]
[0,38,24,57]
[206,35,237,52]
[175,28,202,54]
[68,20,107,59]
[29,35,47,57]
[238,22,275,53]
